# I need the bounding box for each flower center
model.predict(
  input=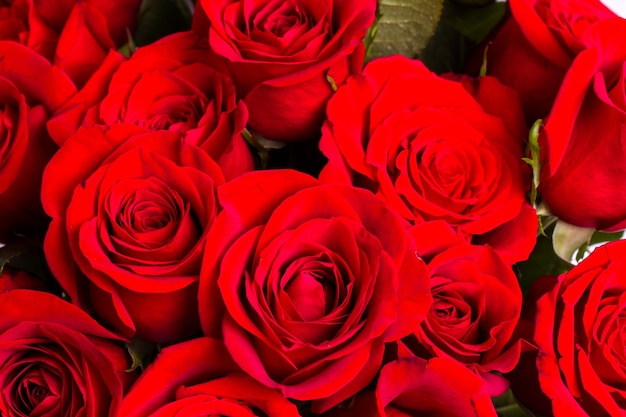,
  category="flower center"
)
[284,267,336,322]
[12,368,58,416]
